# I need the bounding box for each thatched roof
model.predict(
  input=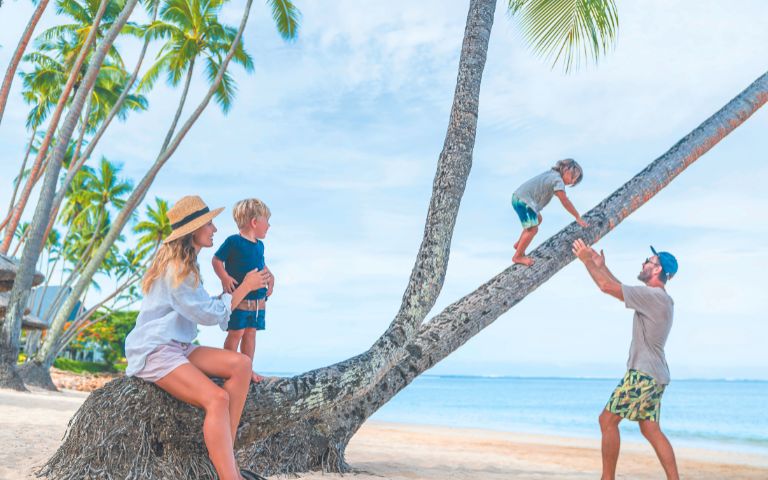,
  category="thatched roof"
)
[0,253,44,292]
